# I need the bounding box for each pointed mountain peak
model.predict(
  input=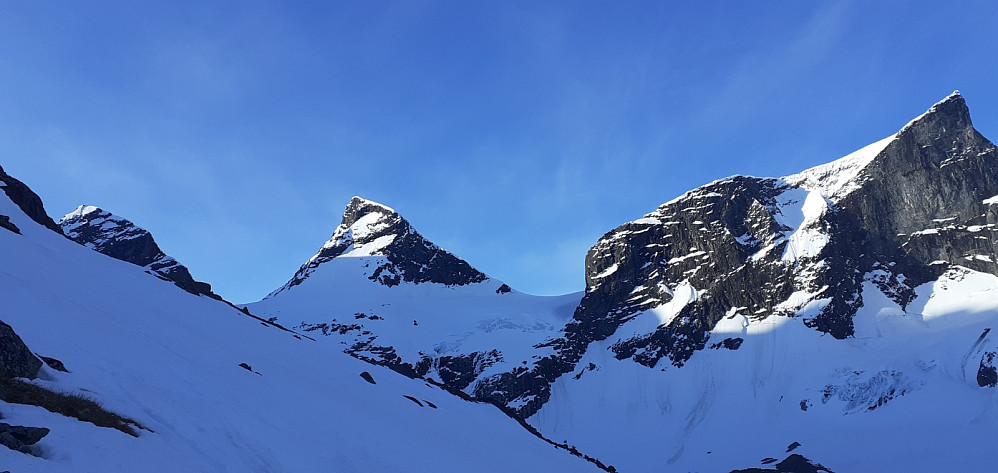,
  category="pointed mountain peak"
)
[785,91,978,200]
[267,196,491,297]
[340,196,401,230]
[347,195,395,212]
[59,204,216,298]
[897,90,972,137]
